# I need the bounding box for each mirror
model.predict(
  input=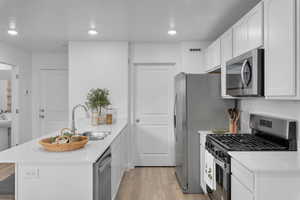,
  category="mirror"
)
[0,63,12,113]
[0,63,13,151]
